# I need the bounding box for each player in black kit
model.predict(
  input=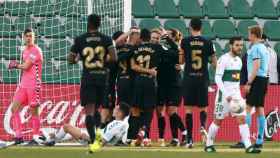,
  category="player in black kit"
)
[67,14,117,153]
[180,18,217,148]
